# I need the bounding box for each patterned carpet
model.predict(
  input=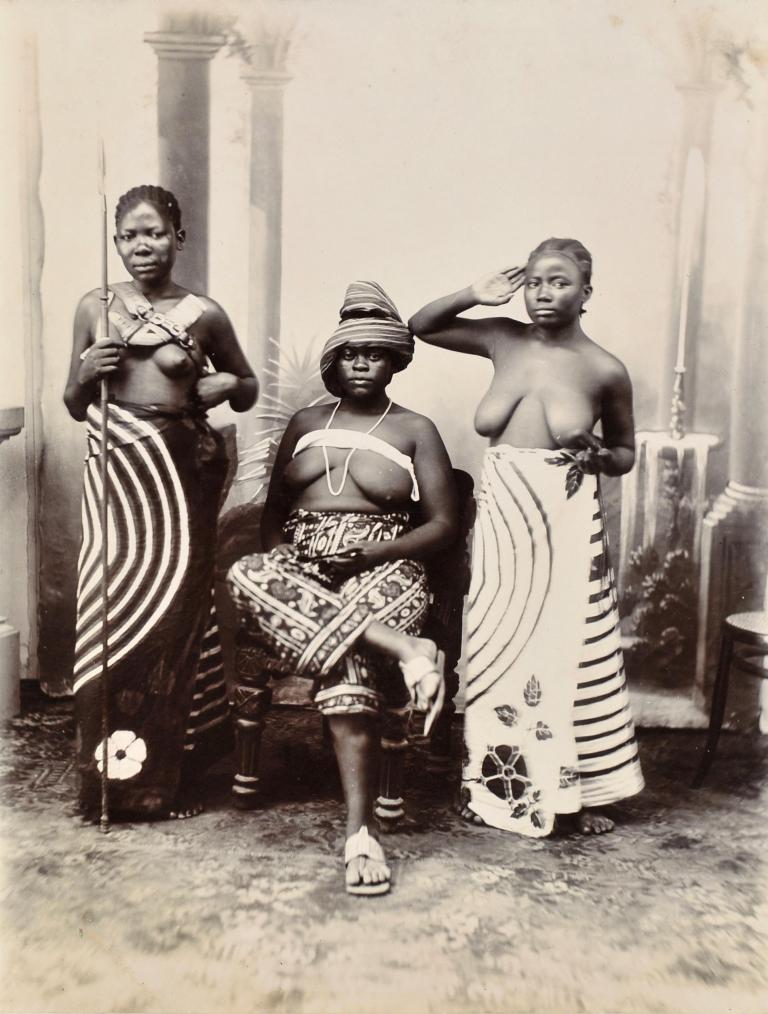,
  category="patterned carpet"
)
[1,693,766,1014]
